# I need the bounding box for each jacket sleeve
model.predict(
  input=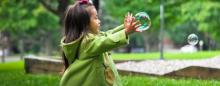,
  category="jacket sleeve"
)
[82,29,129,58]
[105,24,124,34]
